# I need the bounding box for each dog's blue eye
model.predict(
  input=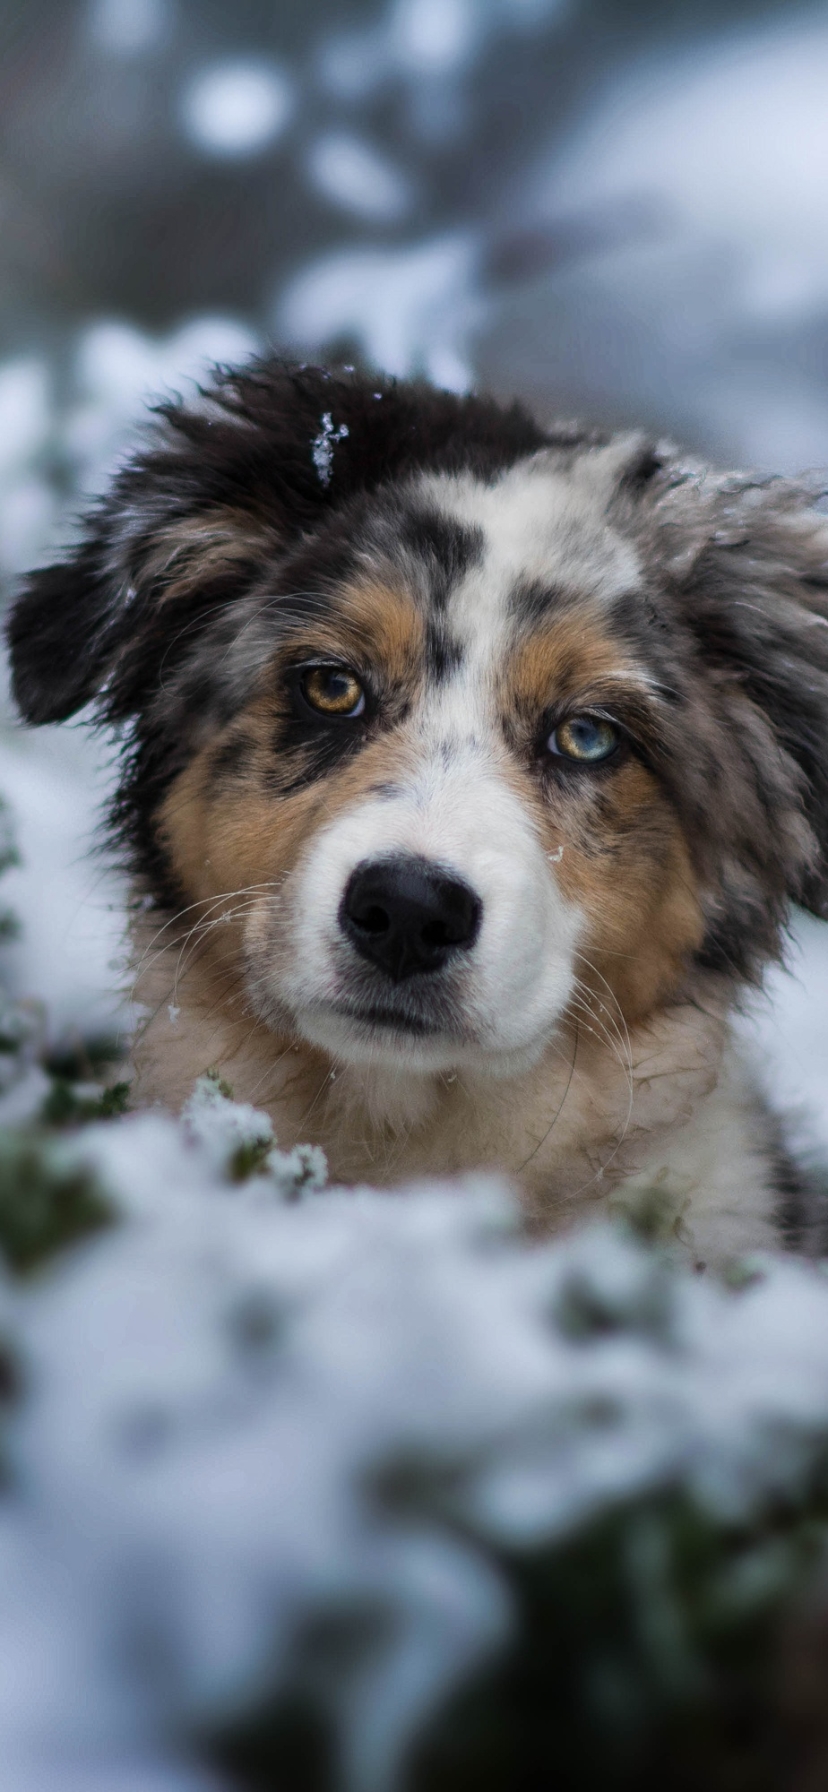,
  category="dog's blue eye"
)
[301,666,366,718]
[548,715,619,763]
